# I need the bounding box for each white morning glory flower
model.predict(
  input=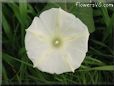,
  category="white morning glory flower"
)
[25,8,89,74]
